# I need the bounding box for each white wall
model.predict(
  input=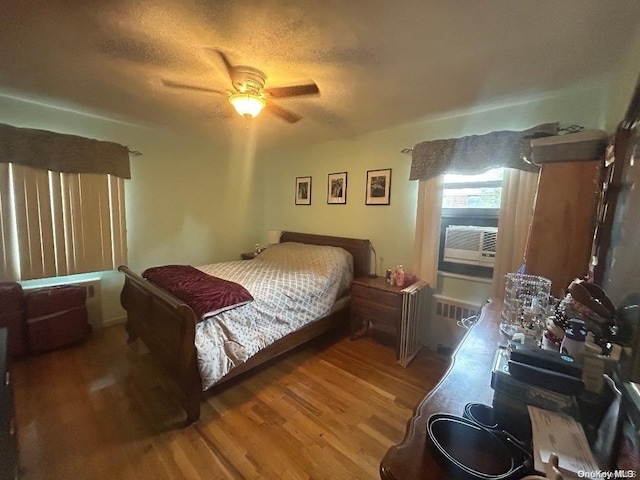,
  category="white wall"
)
[604,27,640,132]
